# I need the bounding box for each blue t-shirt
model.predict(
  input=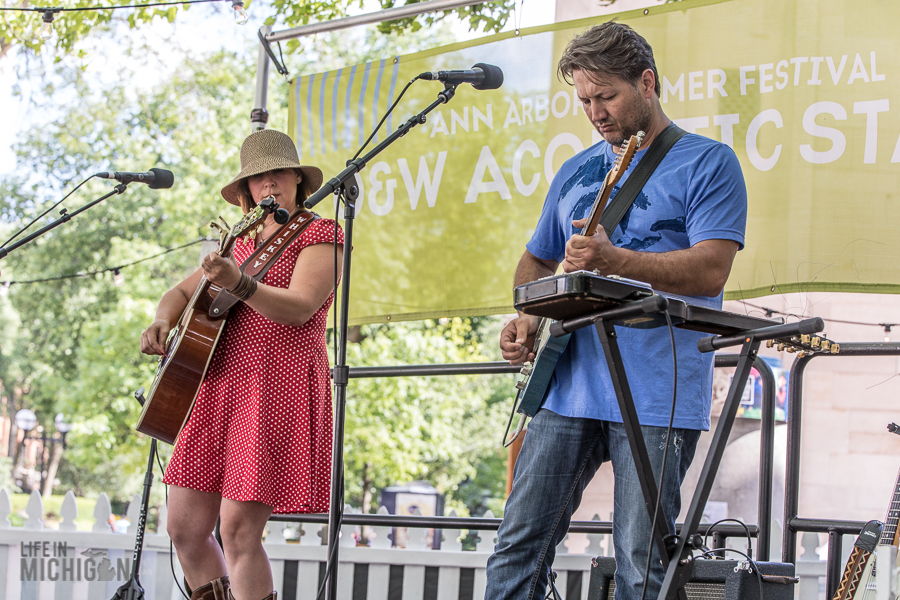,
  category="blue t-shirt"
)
[526,133,747,430]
